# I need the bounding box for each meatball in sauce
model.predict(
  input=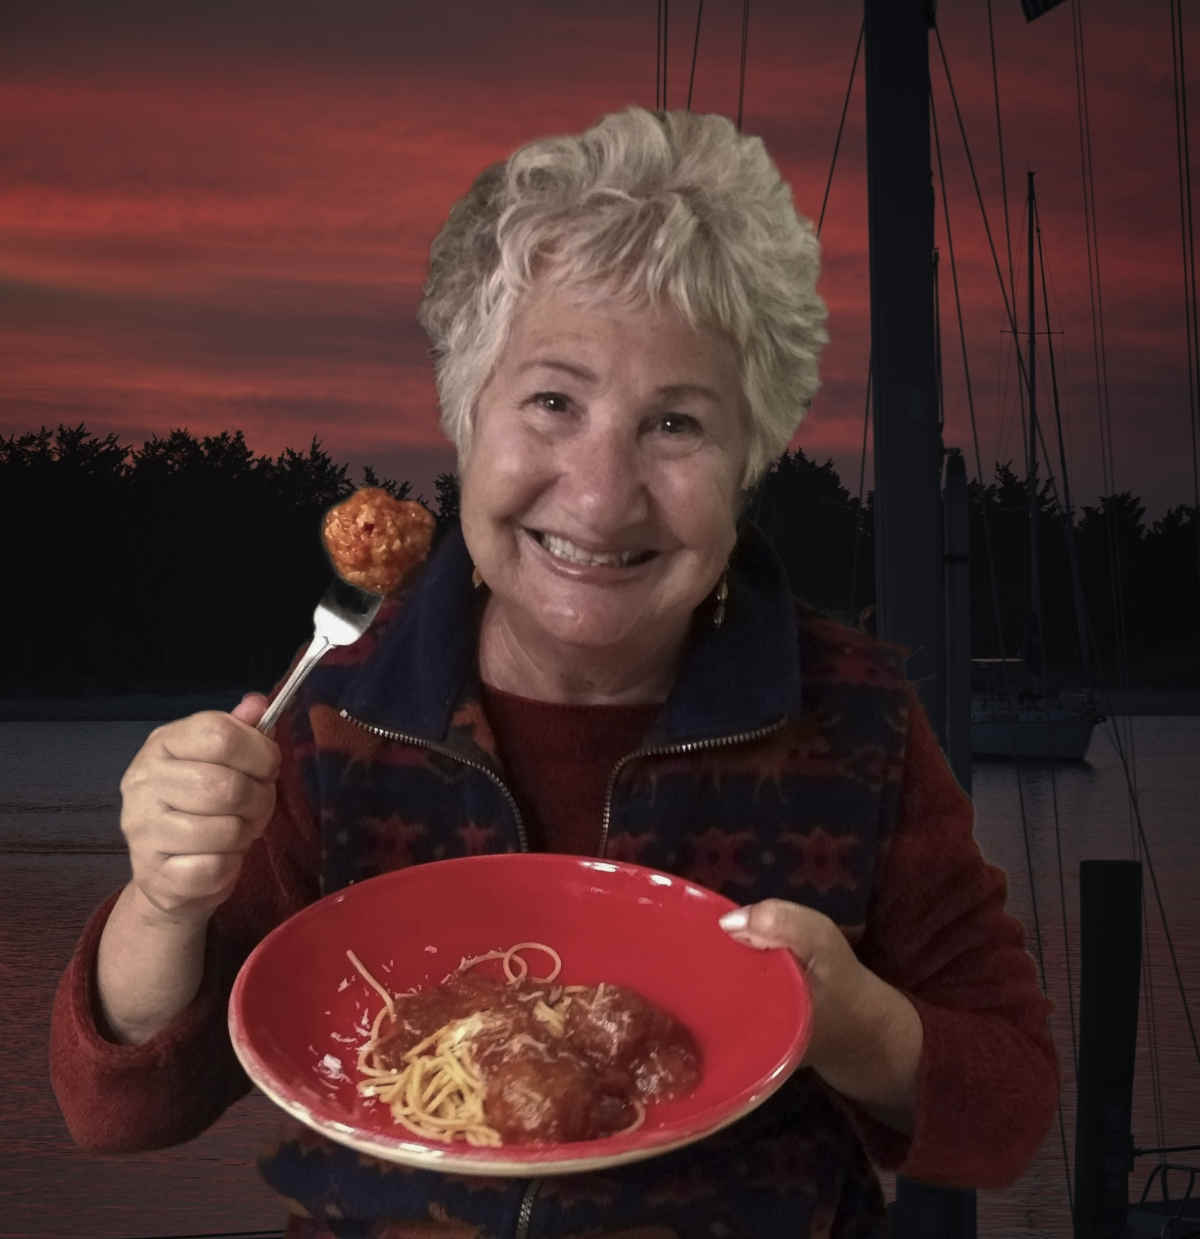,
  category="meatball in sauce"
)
[322,487,435,595]
[374,972,700,1144]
